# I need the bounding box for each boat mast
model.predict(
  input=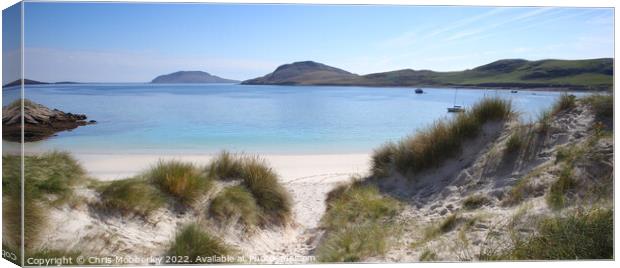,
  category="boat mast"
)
[453,88,458,106]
